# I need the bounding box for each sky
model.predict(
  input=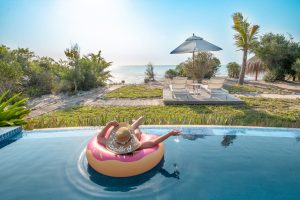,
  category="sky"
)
[1,0,300,67]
